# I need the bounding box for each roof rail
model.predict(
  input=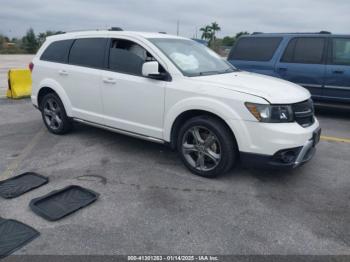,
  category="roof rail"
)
[64,29,91,33]
[251,31,332,35]
[64,27,125,33]
[109,27,123,31]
